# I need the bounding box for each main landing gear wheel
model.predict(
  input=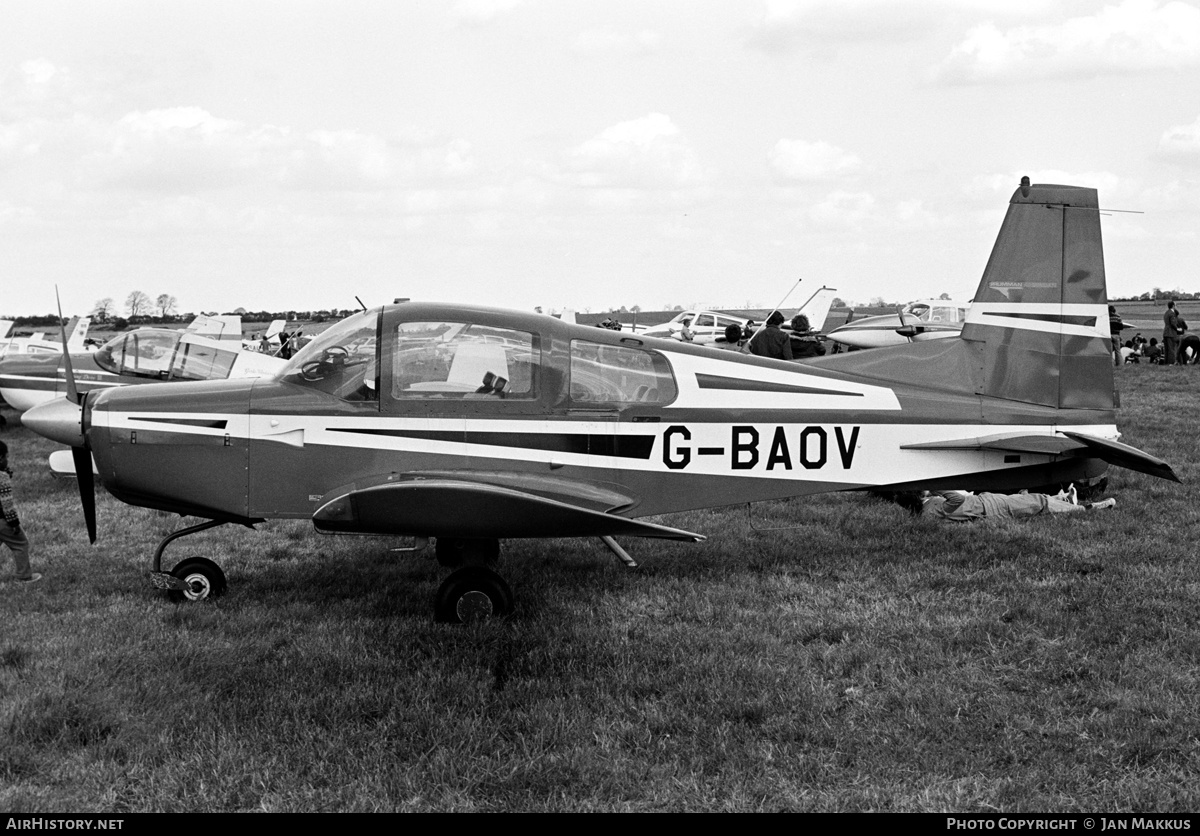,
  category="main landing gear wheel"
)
[167,557,227,603]
[435,566,513,624]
